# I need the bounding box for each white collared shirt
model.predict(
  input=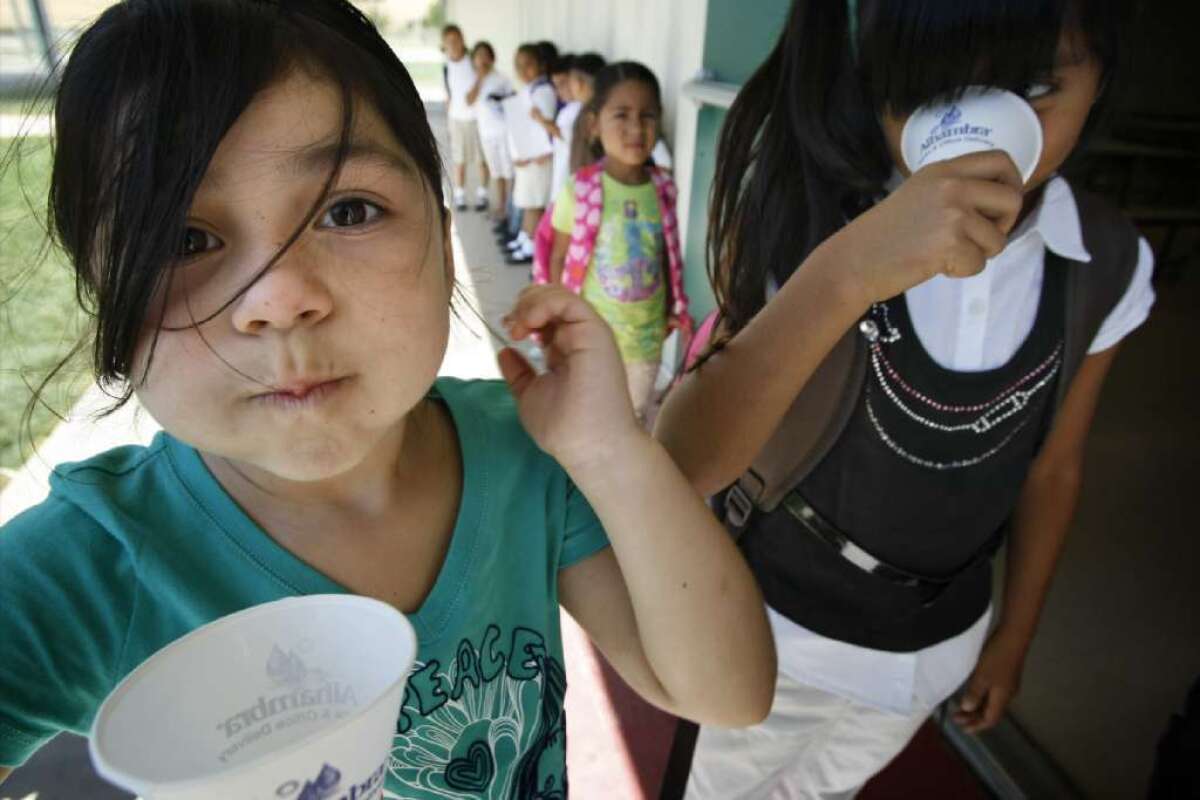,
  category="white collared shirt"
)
[771,176,1156,715]
[445,56,478,122]
[905,176,1155,370]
